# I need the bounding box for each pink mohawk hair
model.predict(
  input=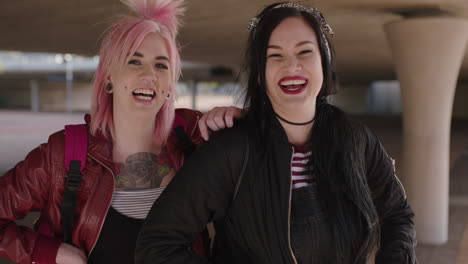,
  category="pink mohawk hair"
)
[90,0,185,146]
[122,0,185,35]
